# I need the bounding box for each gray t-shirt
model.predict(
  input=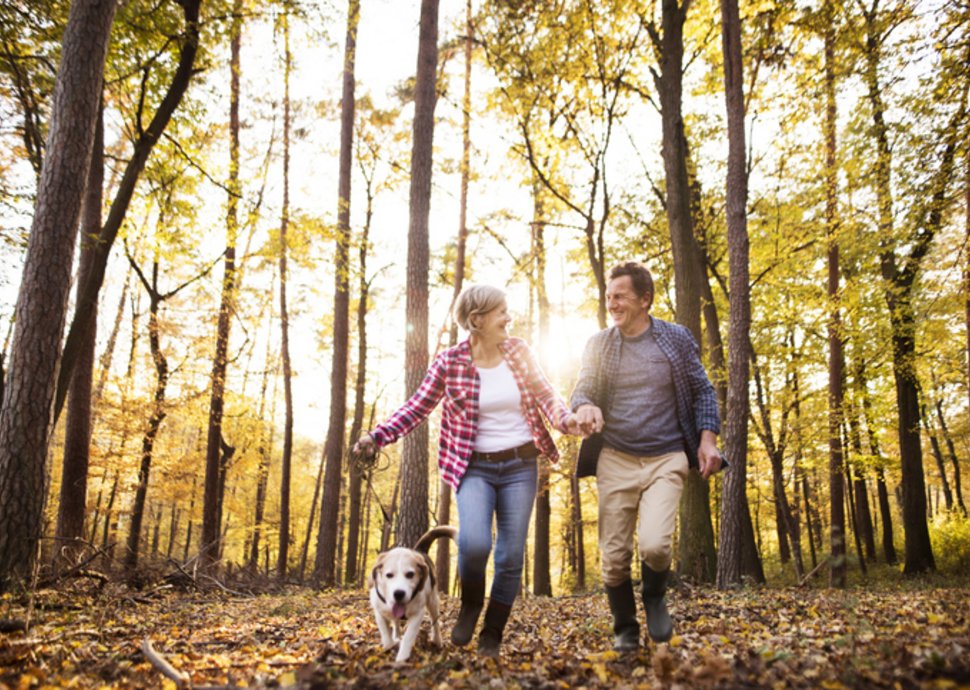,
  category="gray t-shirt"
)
[601,328,685,456]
